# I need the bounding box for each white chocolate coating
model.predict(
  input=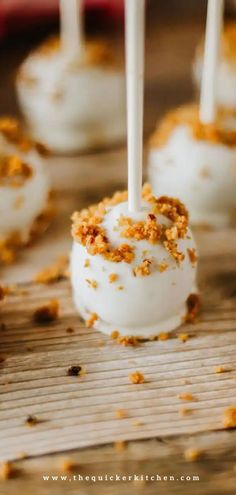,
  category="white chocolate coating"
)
[71,200,197,338]
[193,51,236,110]
[0,133,50,243]
[16,44,126,154]
[148,125,236,228]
